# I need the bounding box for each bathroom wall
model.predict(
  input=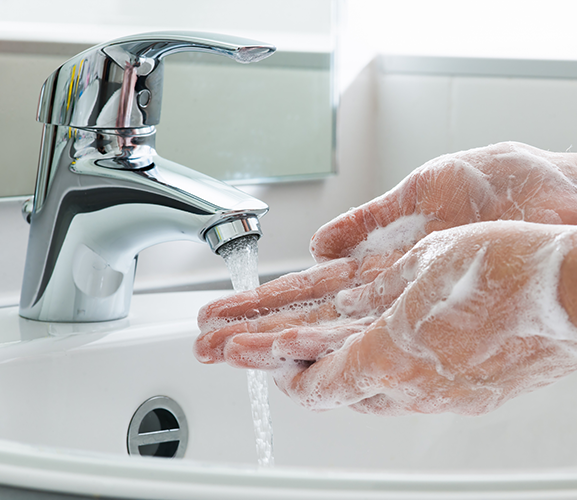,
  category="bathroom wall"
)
[3,2,577,304]
[375,56,577,193]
